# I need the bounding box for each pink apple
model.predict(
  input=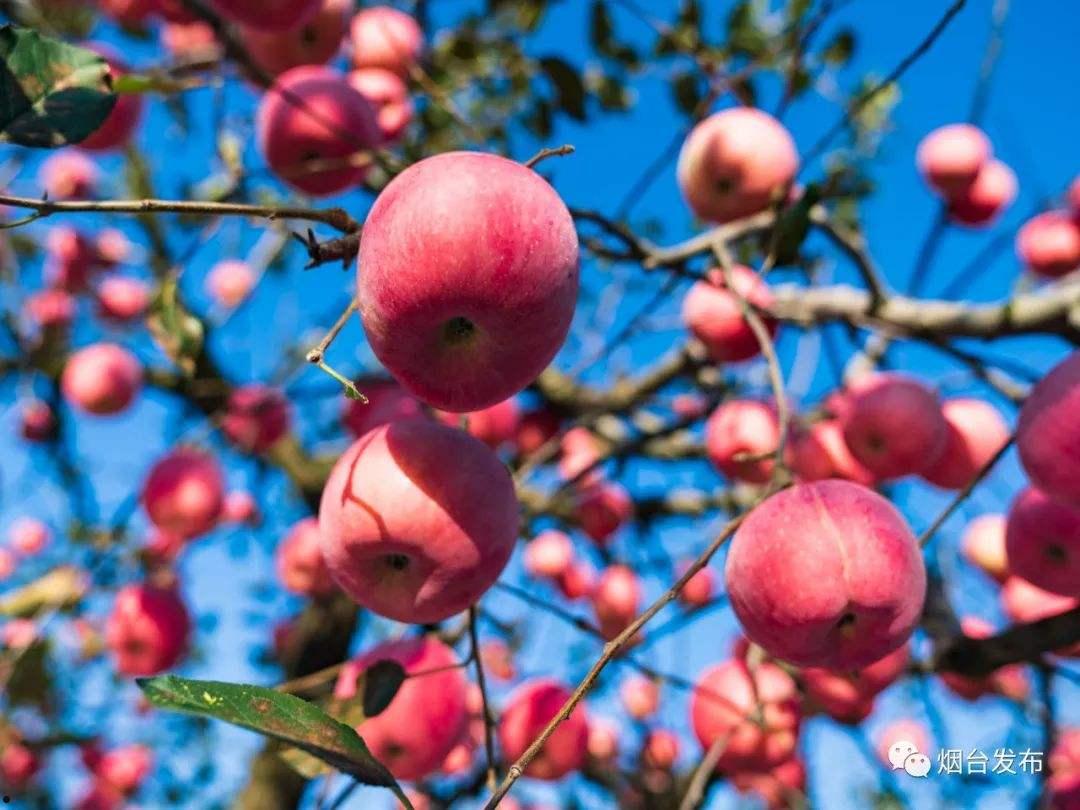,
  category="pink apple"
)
[349,6,423,76]
[205,259,255,308]
[592,564,640,640]
[498,678,588,780]
[1017,350,1080,505]
[731,757,805,810]
[575,481,632,544]
[334,636,467,780]
[0,548,15,581]
[961,513,1009,583]
[523,529,574,580]
[45,226,99,291]
[94,229,131,266]
[515,408,561,456]
[357,151,579,412]
[256,66,381,196]
[587,717,619,761]
[211,0,320,31]
[705,399,780,484]
[939,616,1029,701]
[921,397,1010,490]
[947,159,1017,227]
[677,108,798,223]
[105,583,190,676]
[642,729,680,770]
[221,490,259,525]
[690,659,801,772]
[143,529,187,565]
[160,21,219,61]
[800,668,874,725]
[620,675,659,720]
[96,276,150,322]
[841,372,947,480]
[79,45,143,152]
[38,150,99,199]
[681,265,778,363]
[558,426,602,483]
[342,376,425,437]
[26,288,75,331]
[9,517,49,556]
[221,384,291,453]
[726,480,926,668]
[1,618,38,649]
[348,67,413,143]
[1005,488,1080,597]
[0,740,40,792]
[677,561,715,608]
[94,745,152,795]
[479,639,515,681]
[62,343,142,415]
[440,741,474,776]
[876,719,931,768]
[786,419,875,485]
[1016,211,1080,278]
[916,123,991,196]
[275,517,335,597]
[241,0,347,77]
[435,397,520,449]
[20,399,56,442]
[318,419,519,622]
[557,562,595,601]
[141,448,225,538]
